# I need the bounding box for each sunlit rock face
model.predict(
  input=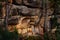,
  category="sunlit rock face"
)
[15,17,33,35]
[0,0,55,36]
